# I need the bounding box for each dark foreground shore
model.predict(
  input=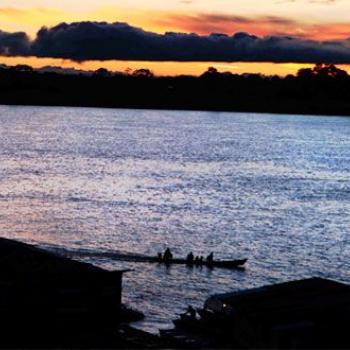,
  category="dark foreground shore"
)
[0,237,168,348]
[1,64,350,117]
[1,237,350,349]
